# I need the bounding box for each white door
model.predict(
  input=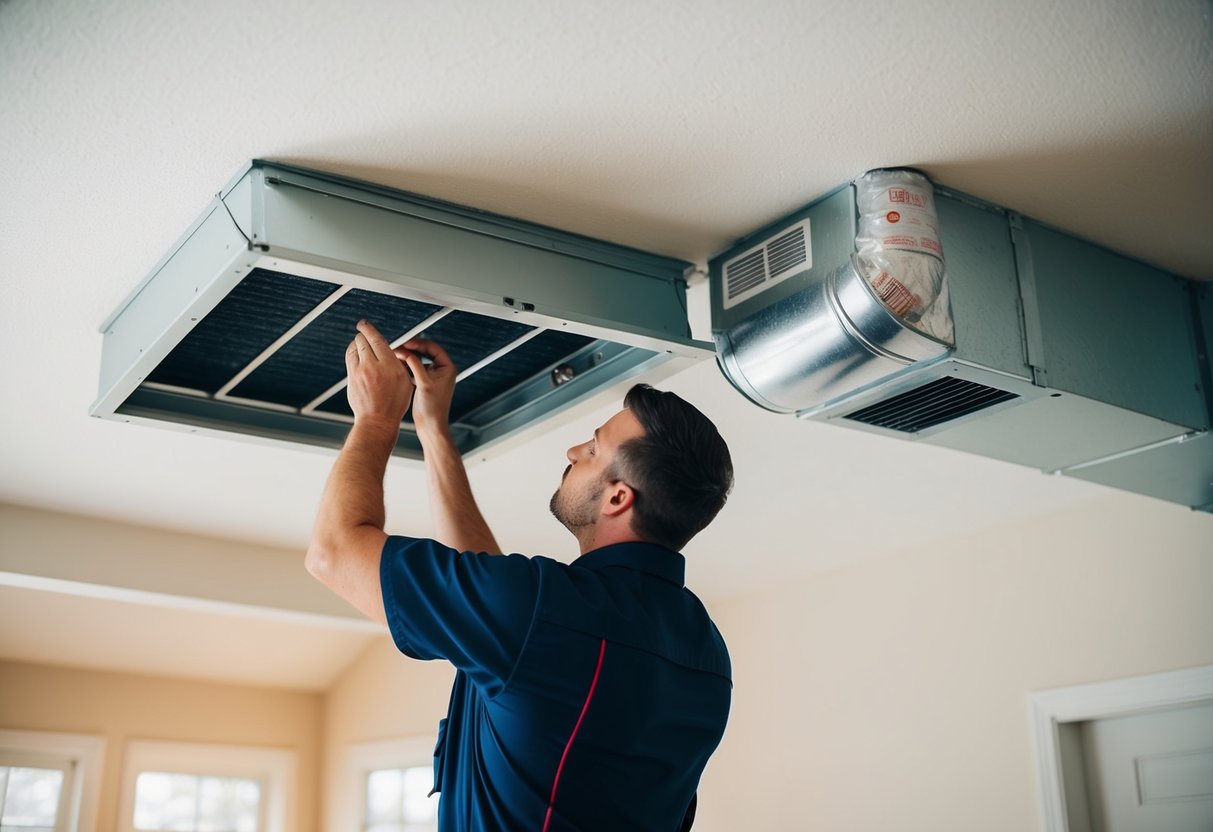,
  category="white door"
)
[1081,700,1213,832]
